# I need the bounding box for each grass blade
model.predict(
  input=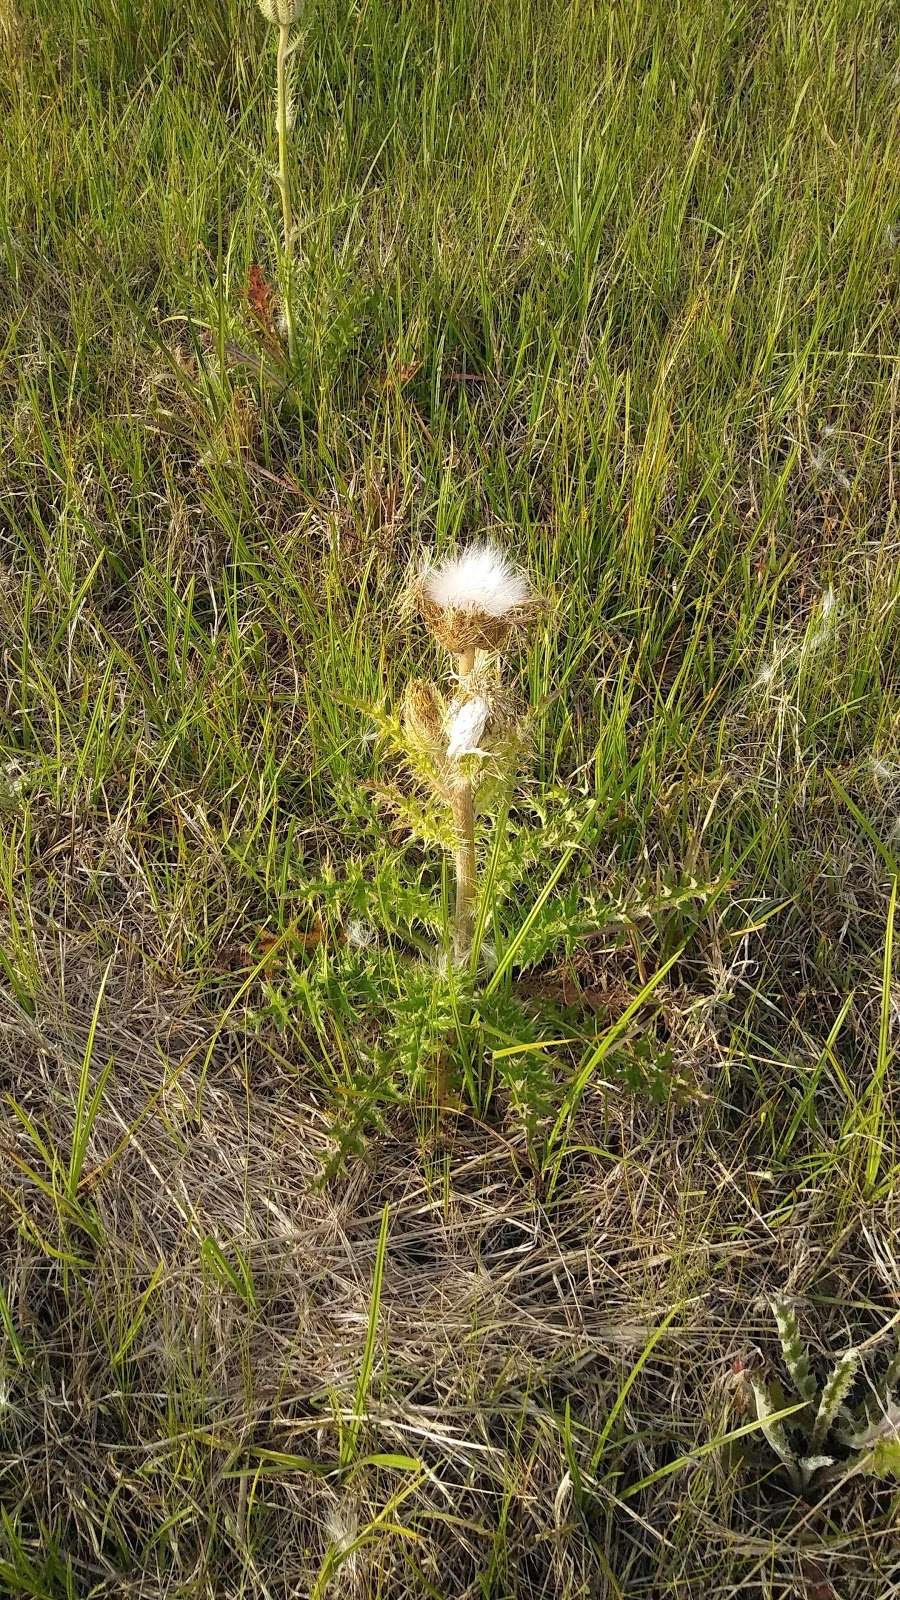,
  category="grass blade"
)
[343,1202,390,1468]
